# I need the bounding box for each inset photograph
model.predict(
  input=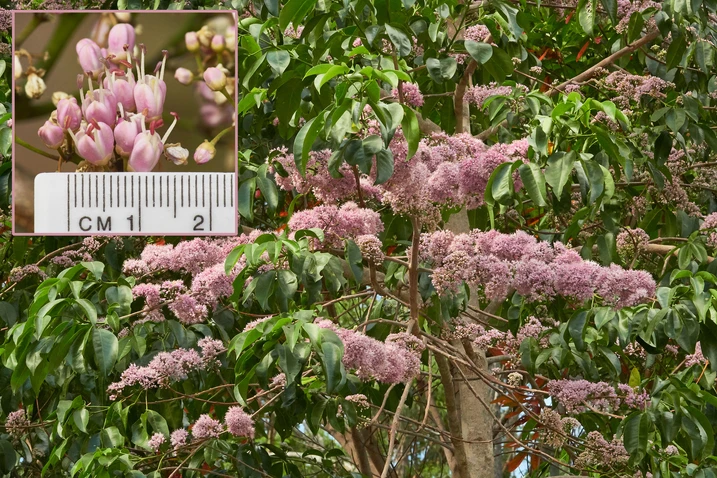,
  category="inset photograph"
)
[13,11,238,235]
